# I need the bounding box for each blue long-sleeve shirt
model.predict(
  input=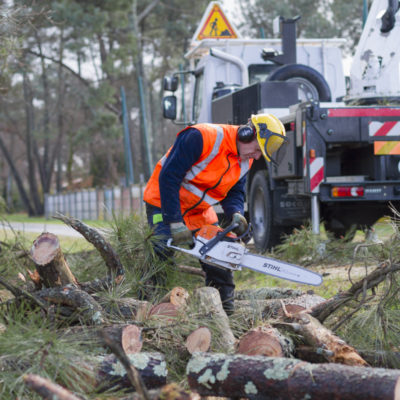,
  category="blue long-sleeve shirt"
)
[159,128,246,224]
